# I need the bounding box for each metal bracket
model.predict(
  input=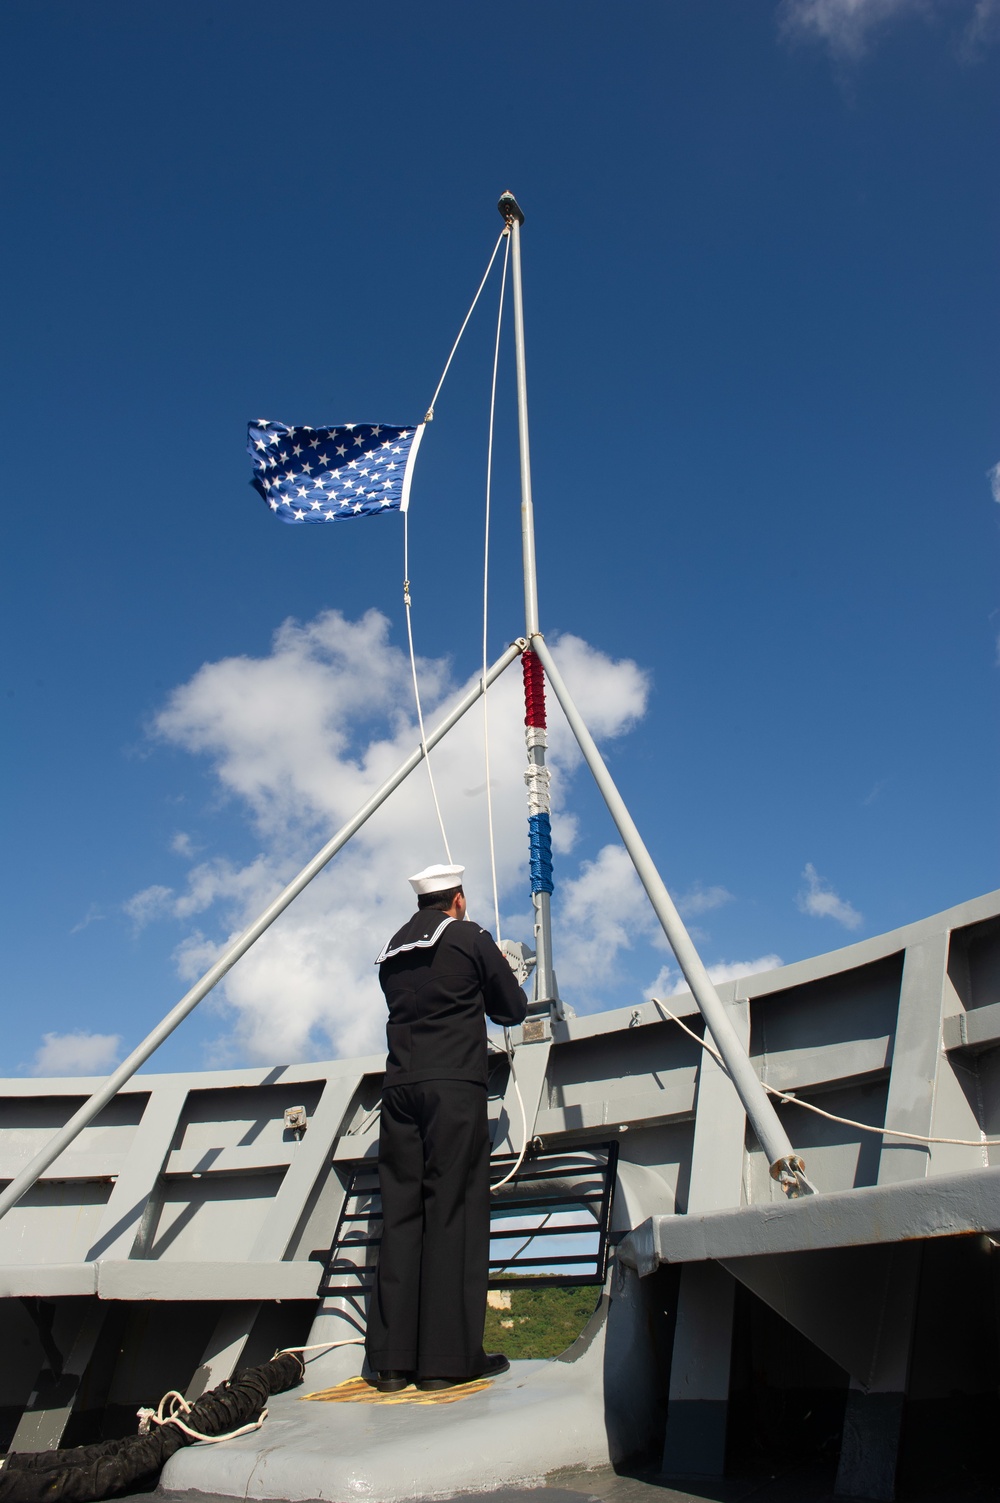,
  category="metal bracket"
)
[769,1154,815,1198]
